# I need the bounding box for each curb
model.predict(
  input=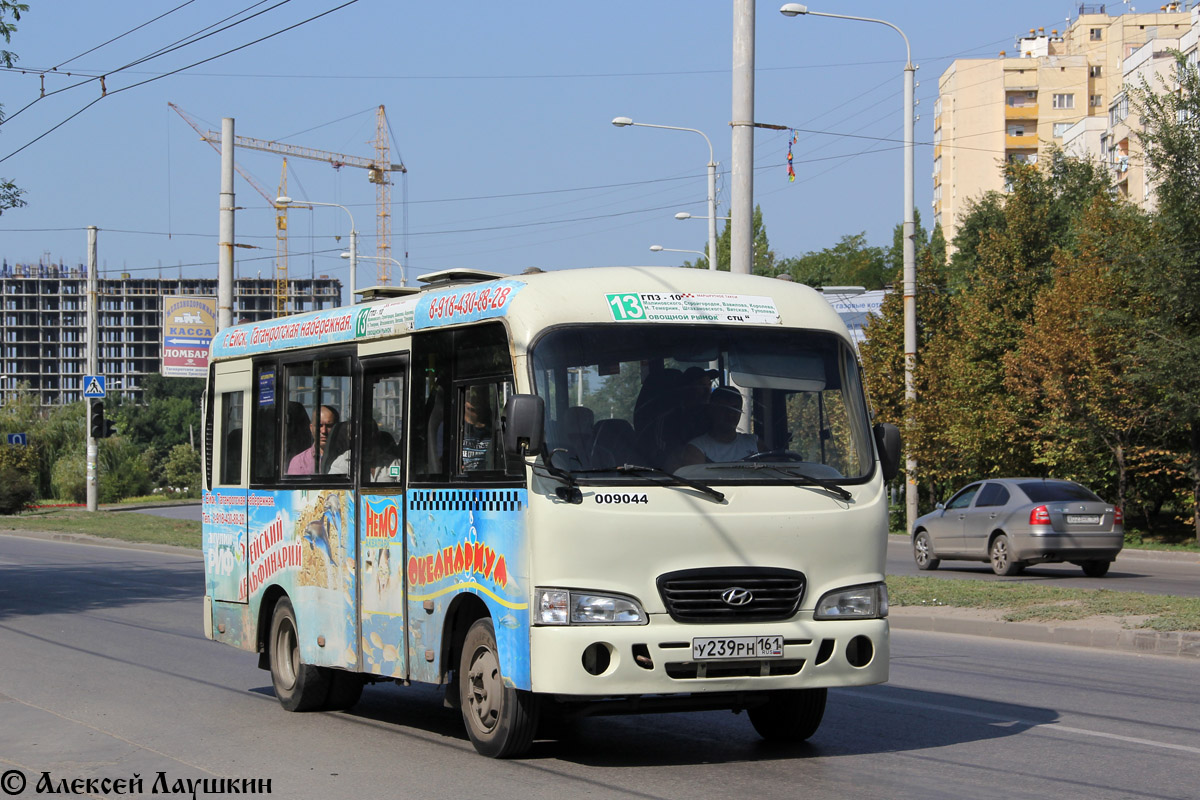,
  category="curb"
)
[889,610,1200,659]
